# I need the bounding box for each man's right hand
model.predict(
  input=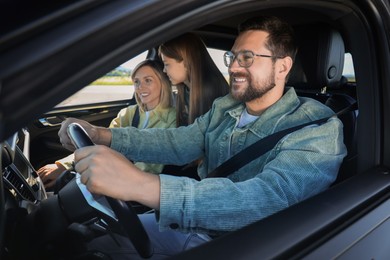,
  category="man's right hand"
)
[37,163,66,189]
